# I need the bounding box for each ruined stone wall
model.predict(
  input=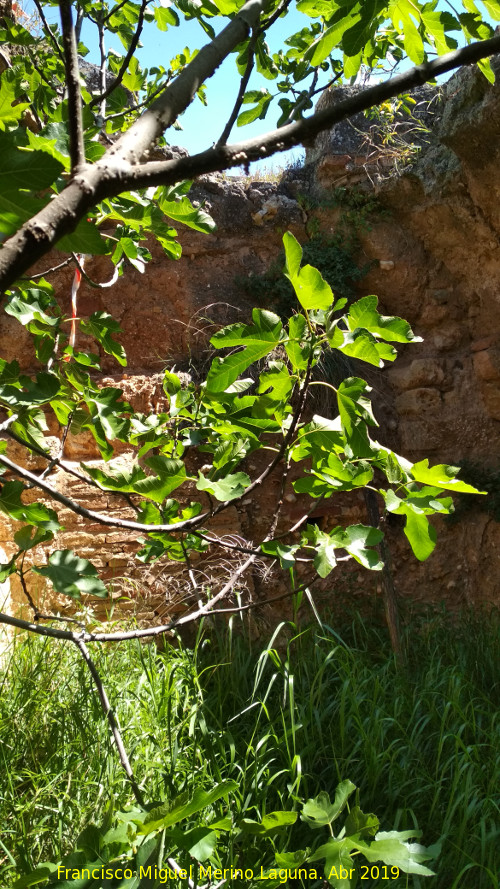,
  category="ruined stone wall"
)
[2,59,500,626]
